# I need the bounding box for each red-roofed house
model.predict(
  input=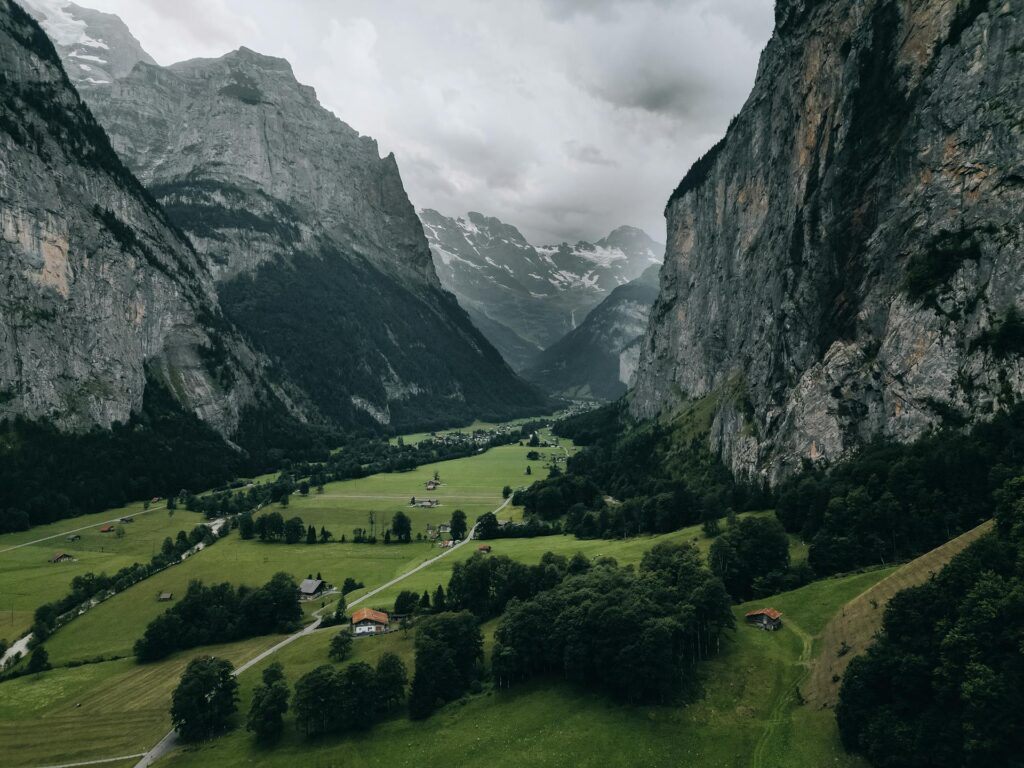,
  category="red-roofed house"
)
[351,607,390,635]
[99,524,115,533]
[745,607,783,631]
